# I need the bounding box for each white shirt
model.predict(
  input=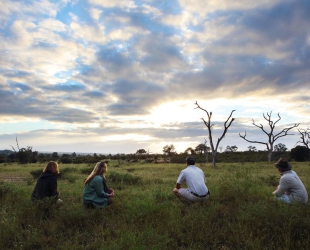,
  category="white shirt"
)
[176,165,208,196]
